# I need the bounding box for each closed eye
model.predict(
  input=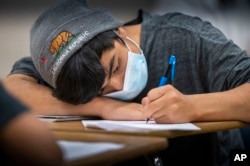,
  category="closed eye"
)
[113,63,119,73]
